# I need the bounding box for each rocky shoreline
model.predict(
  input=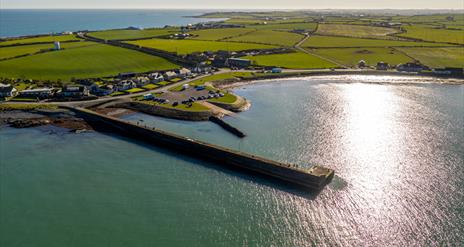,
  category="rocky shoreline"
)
[0,109,93,132]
